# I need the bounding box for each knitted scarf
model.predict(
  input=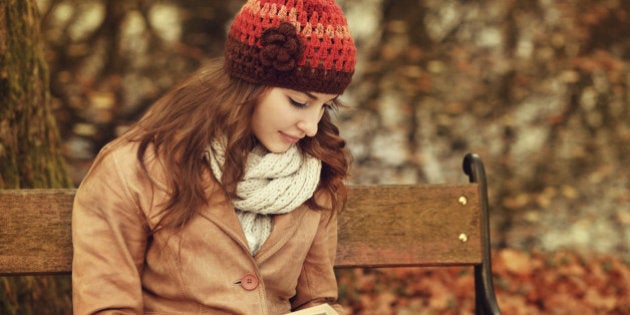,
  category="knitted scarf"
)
[206,142,322,255]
